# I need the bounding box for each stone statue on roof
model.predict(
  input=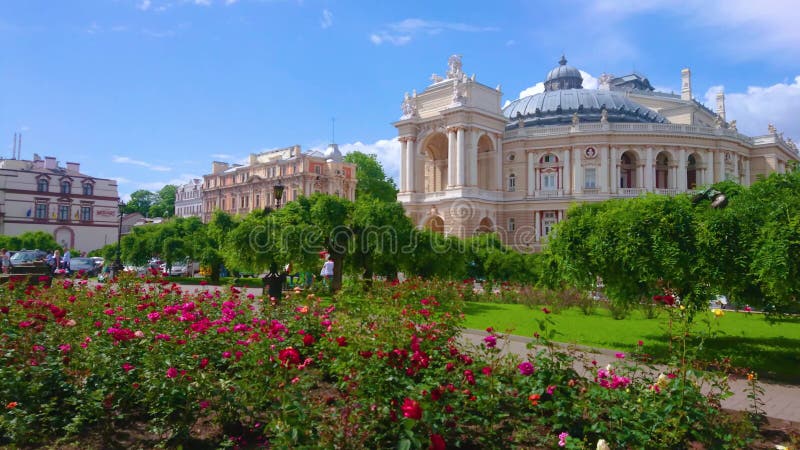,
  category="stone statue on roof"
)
[401,92,418,119]
[729,119,737,131]
[600,108,609,124]
[447,54,463,80]
[768,123,777,134]
[572,112,580,125]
